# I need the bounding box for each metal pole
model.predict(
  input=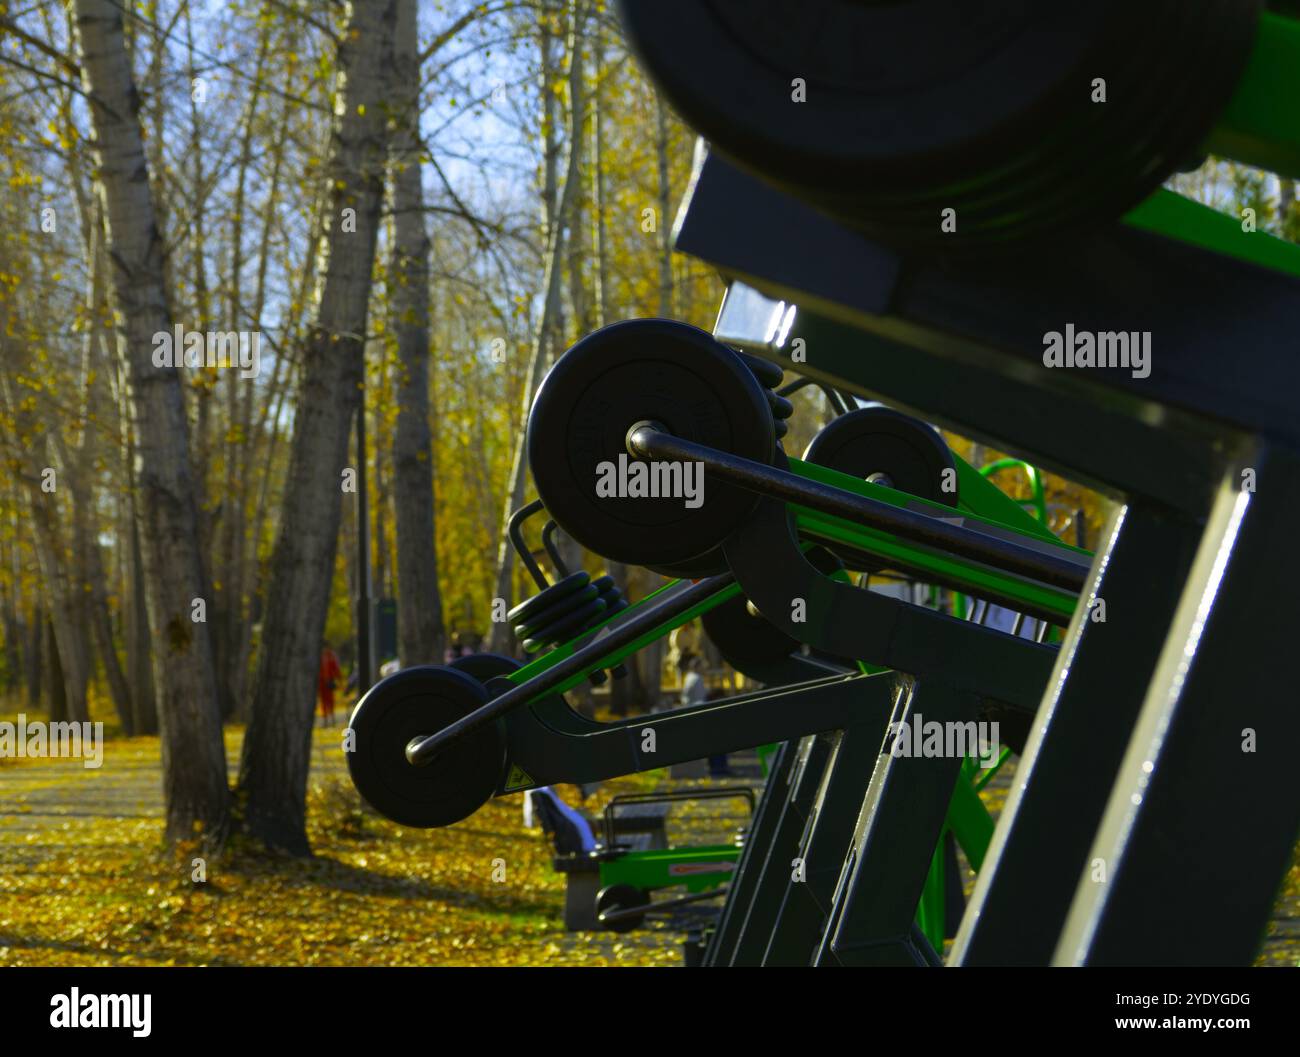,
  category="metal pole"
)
[406,574,732,766]
[598,885,728,925]
[356,394,373,693]
[627,424,1089,593]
